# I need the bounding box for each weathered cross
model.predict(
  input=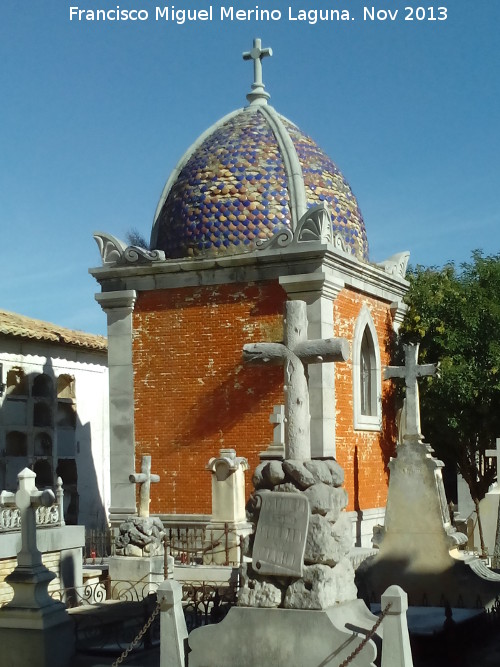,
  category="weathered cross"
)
[243,300,349,461]
[486,438,500,479]
[129,455,160,518]
[270,405,286,447]
[243,38,272,104]
[384,343,439,441]
[0,468,54,568]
